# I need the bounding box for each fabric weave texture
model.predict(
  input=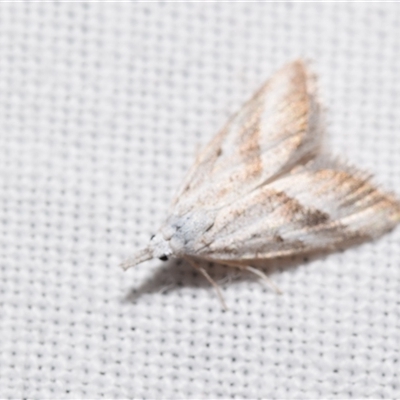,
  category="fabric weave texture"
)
[0,3,399,399]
